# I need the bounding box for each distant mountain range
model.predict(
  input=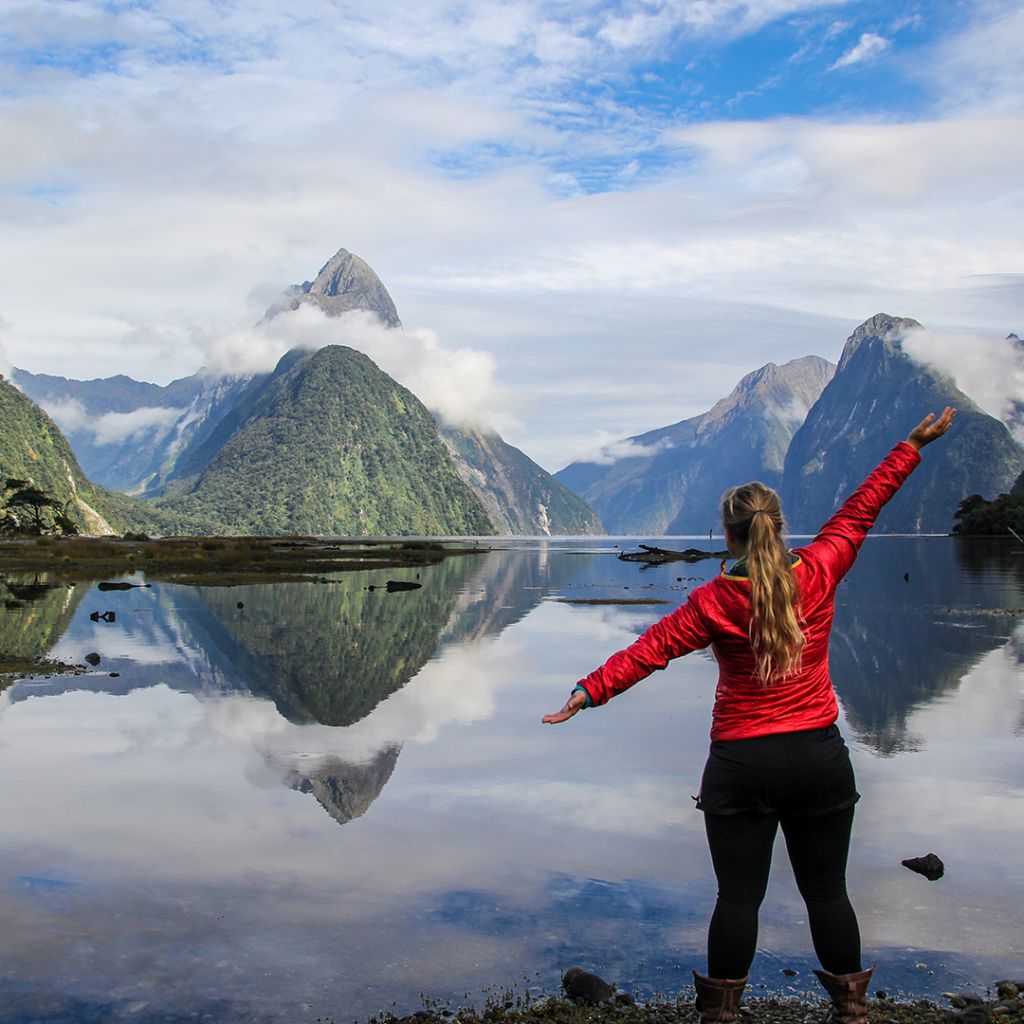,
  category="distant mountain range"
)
[4,247,1020,538]
[10,248,601,537]
[558,314,1022,535]
[557,355,836,534]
